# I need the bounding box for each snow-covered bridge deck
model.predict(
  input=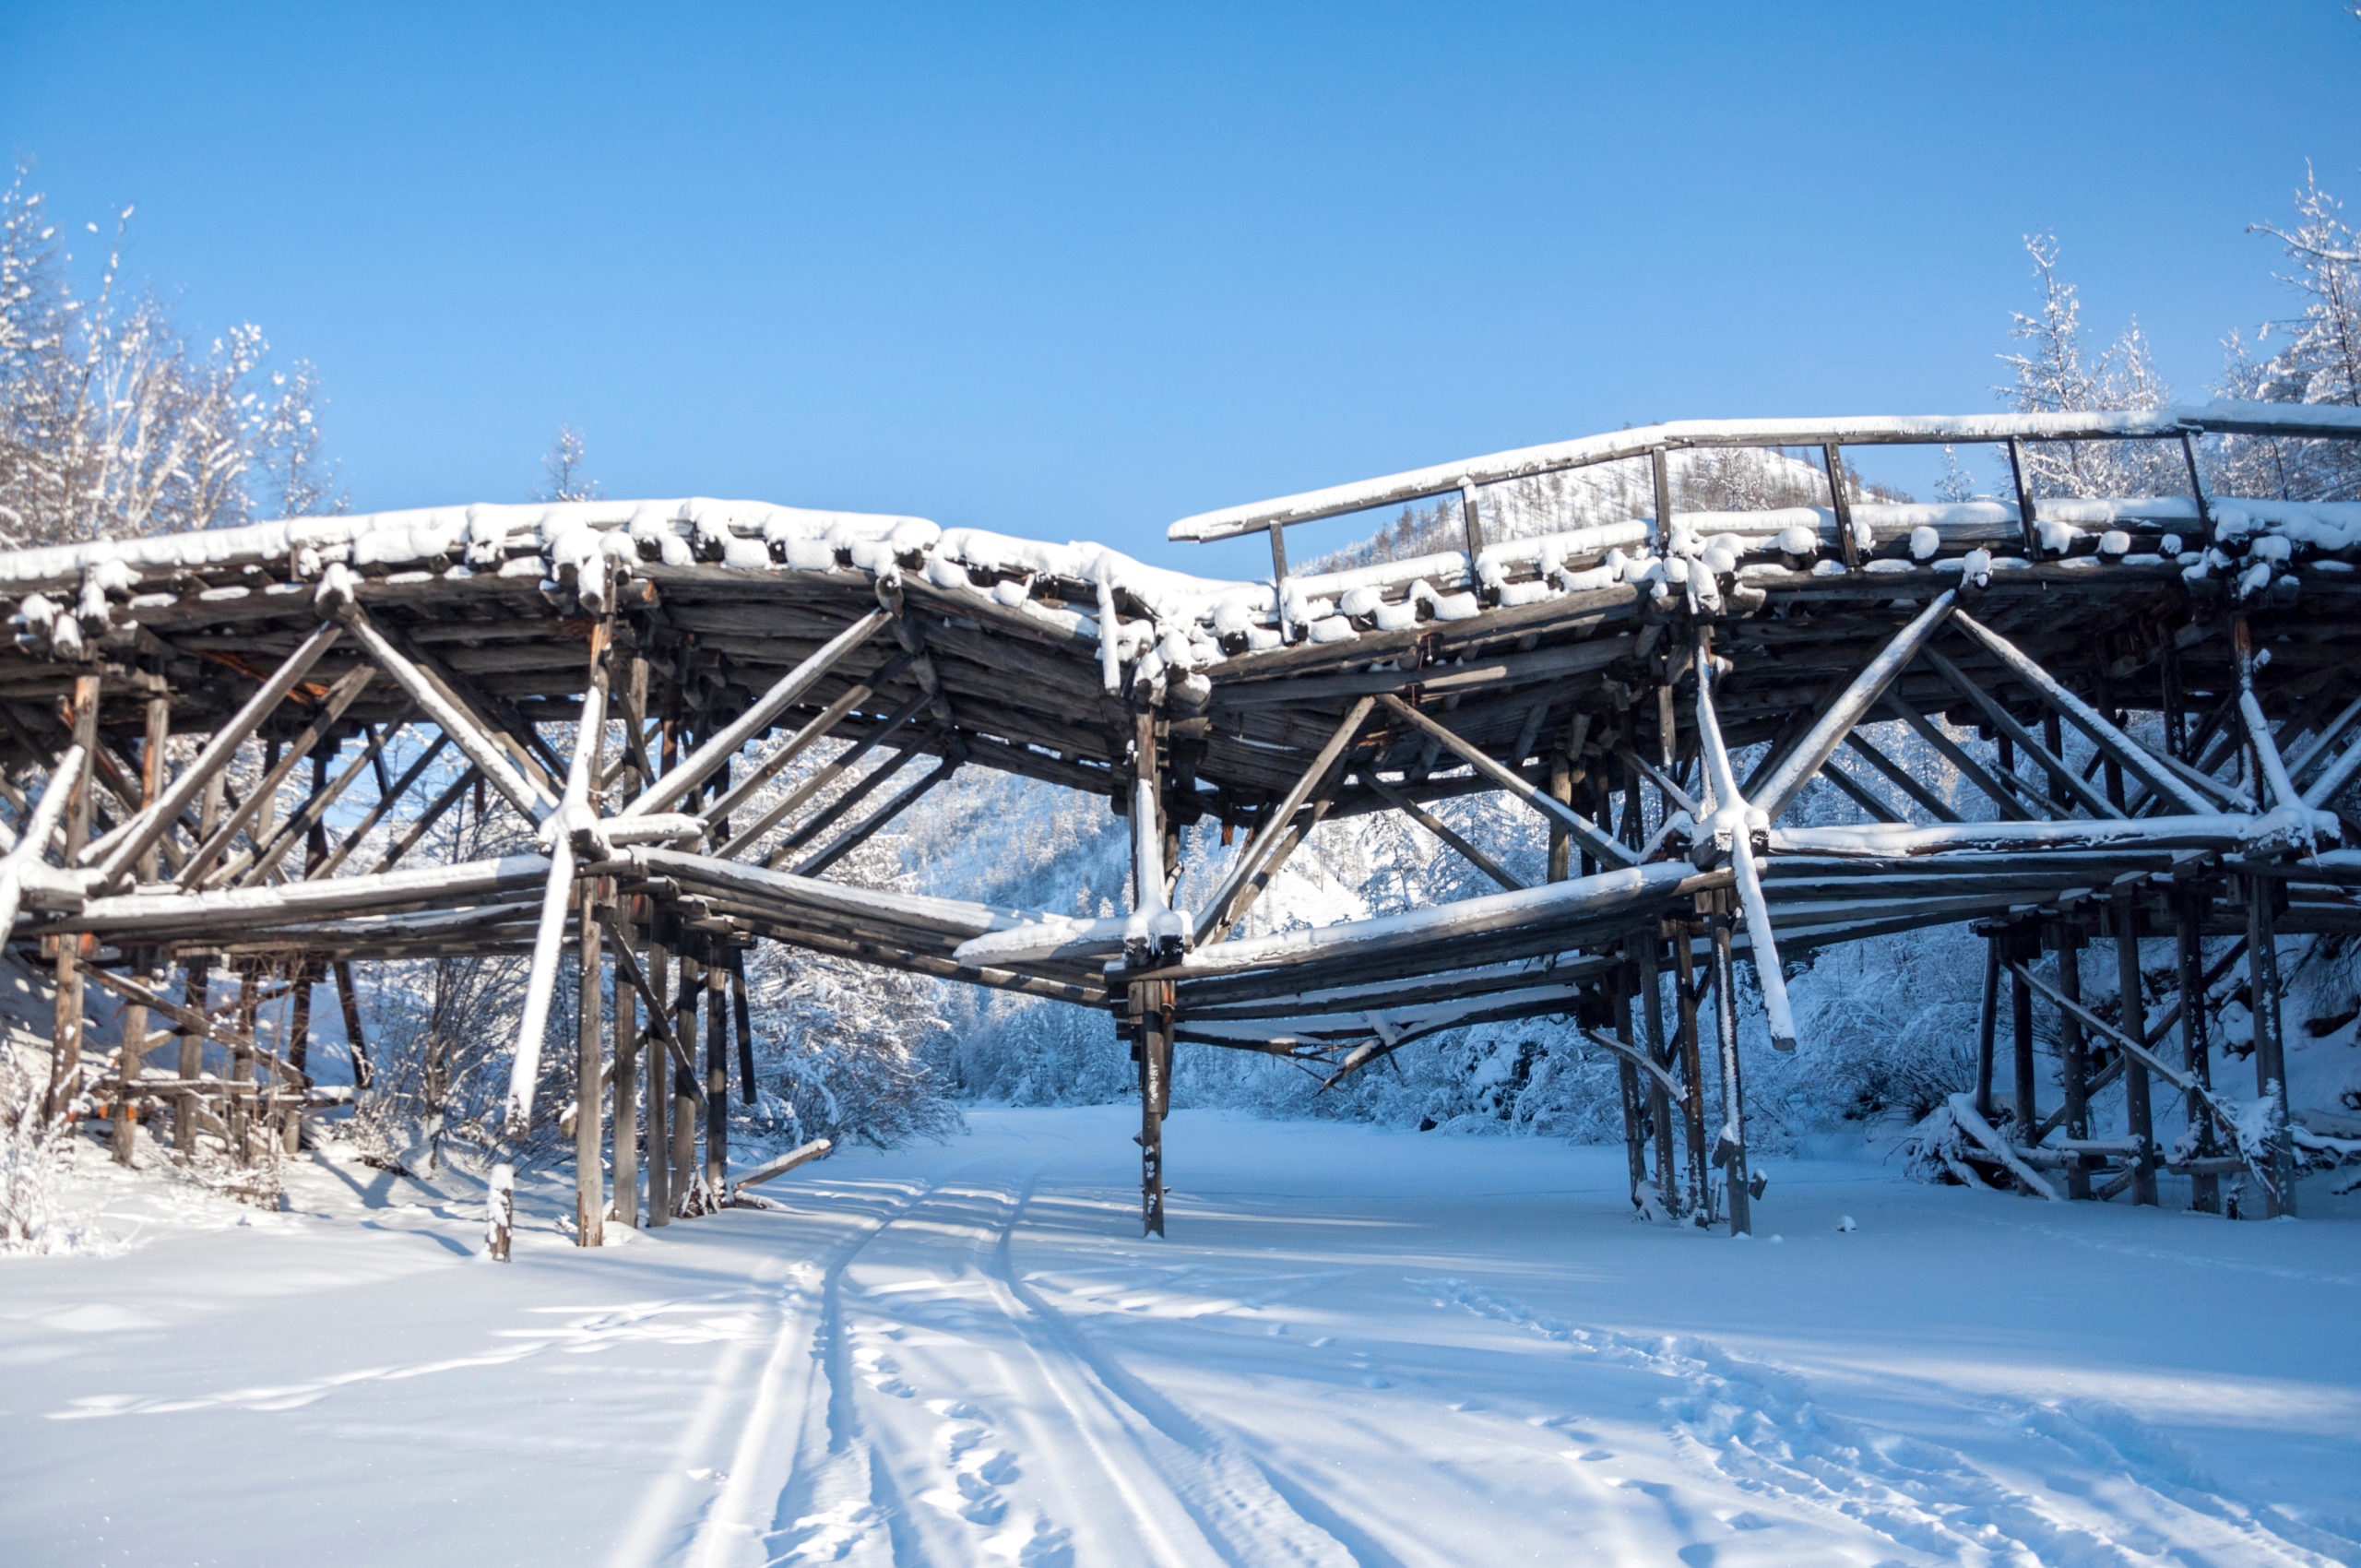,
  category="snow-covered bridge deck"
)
[5,400,2359,1243]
